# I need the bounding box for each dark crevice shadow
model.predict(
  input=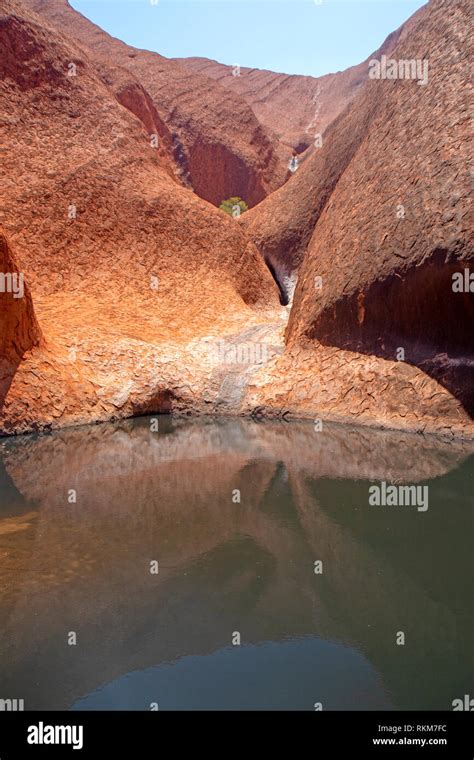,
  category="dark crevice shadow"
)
[0,232,43,422]
[306,252,474,417]
[130,389,176,417]
[264,256,289,305]
[0,357,21,416]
